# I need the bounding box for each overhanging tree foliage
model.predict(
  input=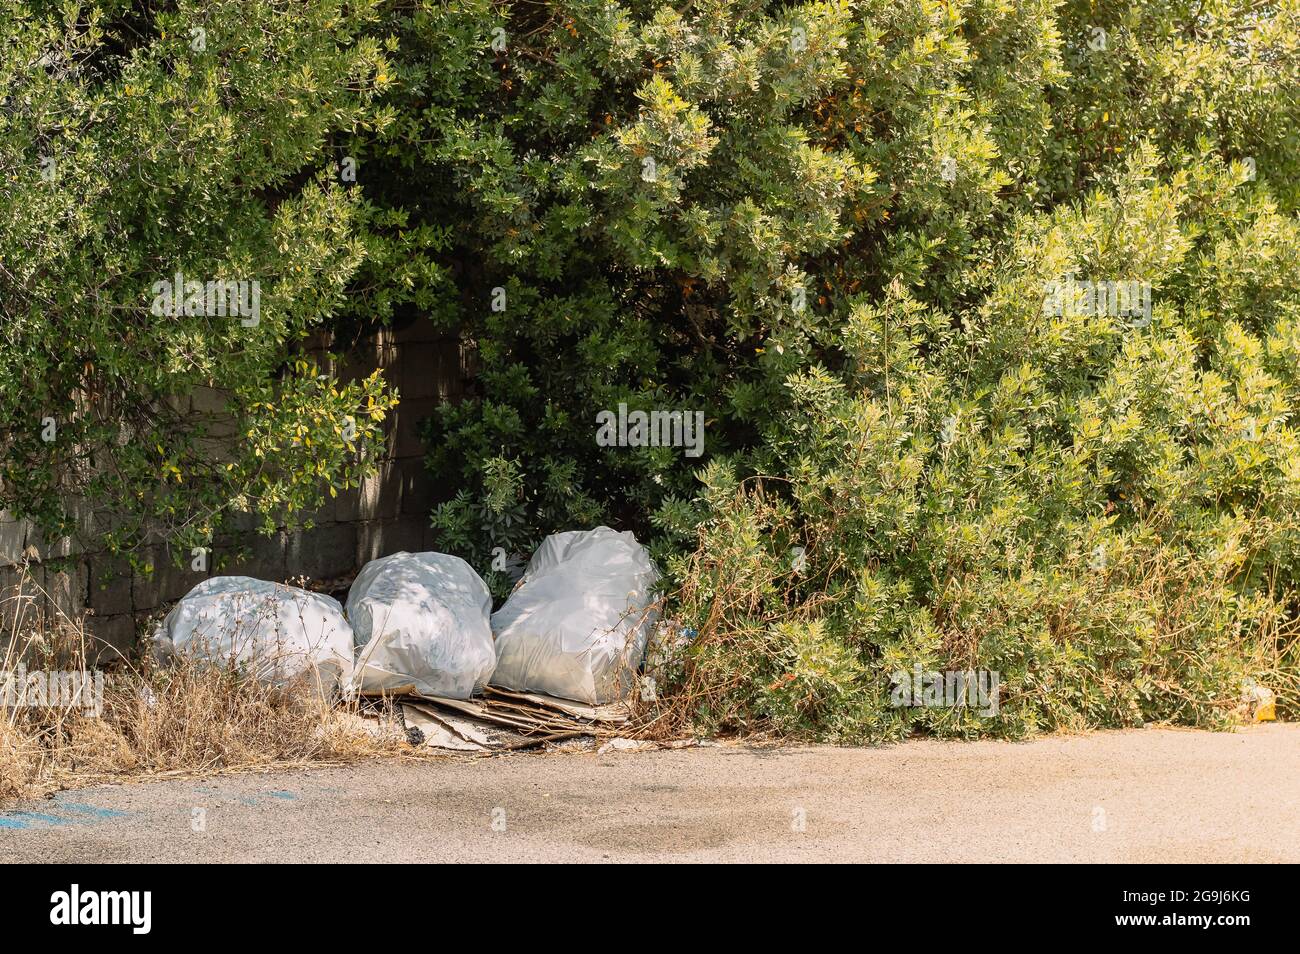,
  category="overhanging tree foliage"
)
[0,0,398,559]
[349,0,1300,735]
